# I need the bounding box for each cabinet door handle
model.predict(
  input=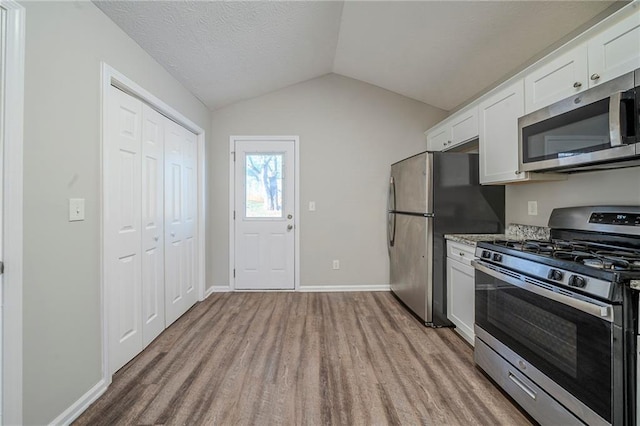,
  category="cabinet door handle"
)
[459,252,465,256]
[573,81,582,88]
[590,73,600,81]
